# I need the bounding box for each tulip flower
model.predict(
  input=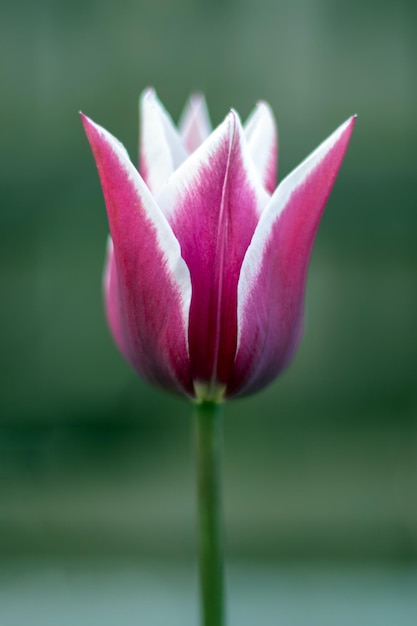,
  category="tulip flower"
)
[81,90,355,404]
[82,90,355,626]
